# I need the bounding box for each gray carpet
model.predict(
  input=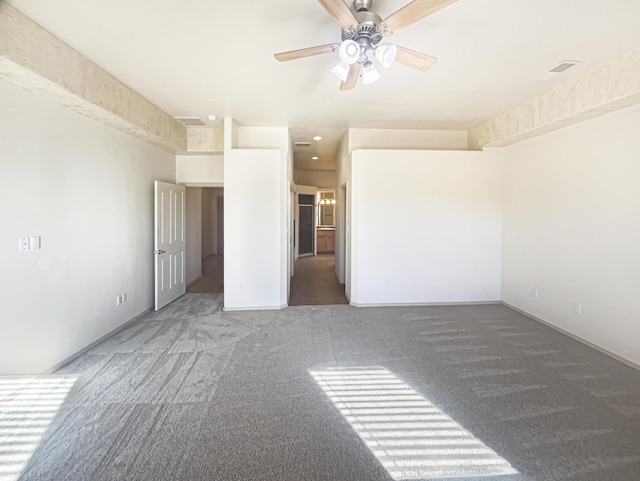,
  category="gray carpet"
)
[6,294,640,480]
